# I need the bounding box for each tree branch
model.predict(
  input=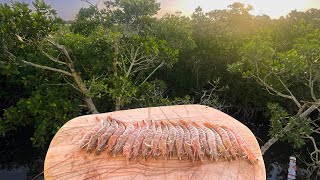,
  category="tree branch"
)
[6,48,72,76]
[305,135,319,163]
[21,60,72,76]
[81,0,99,10]
[274,73,302,108]
[261,103,320,155]
[63,76,81,92]
[126,47,136,78]
[46,38,73,64]
[46,38,99,114]
[300,104,320,118]
[40,50,67,65]
[309,66,317,101]
[139,61,164,86]
[254,75,294,100]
